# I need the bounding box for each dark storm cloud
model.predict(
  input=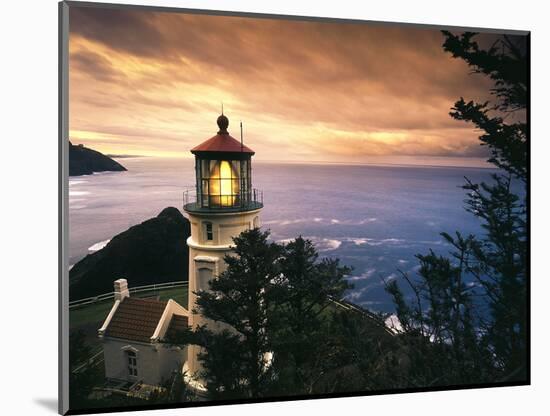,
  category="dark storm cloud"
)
[70,7,169,58]
[70,49,122,82]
